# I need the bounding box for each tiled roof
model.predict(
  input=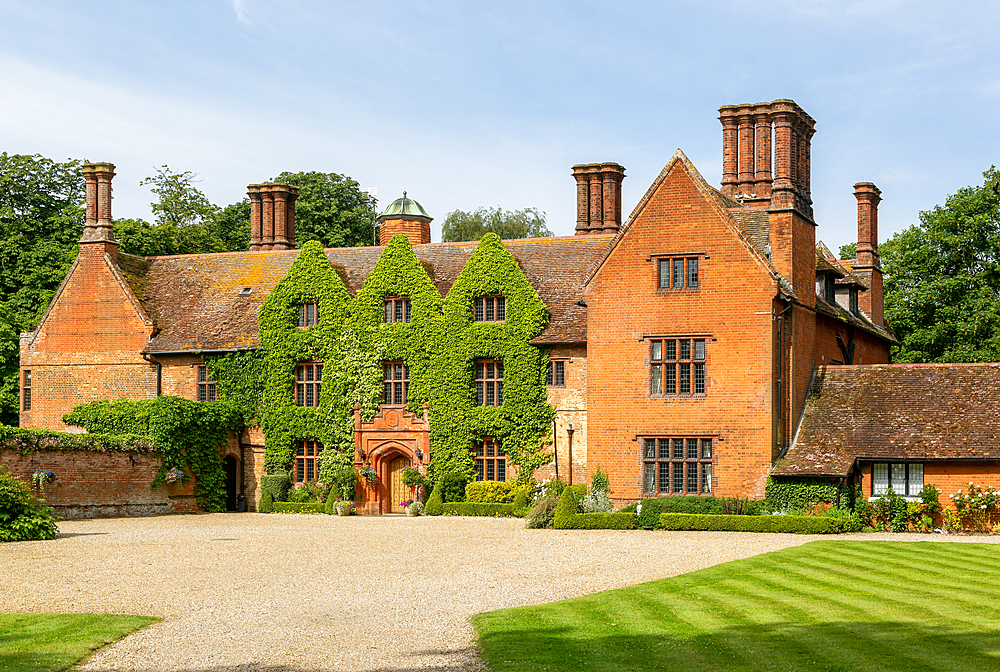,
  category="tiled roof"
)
[729,209,770,257]
[132,235,613,354]
[774,364,1000,477]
